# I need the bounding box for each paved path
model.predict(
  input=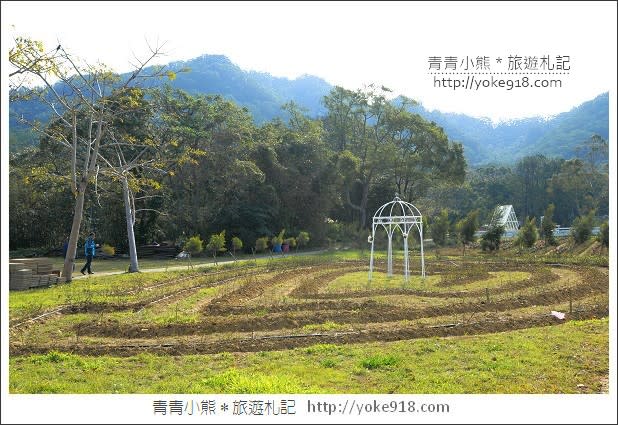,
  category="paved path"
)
[70,249,326,280]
